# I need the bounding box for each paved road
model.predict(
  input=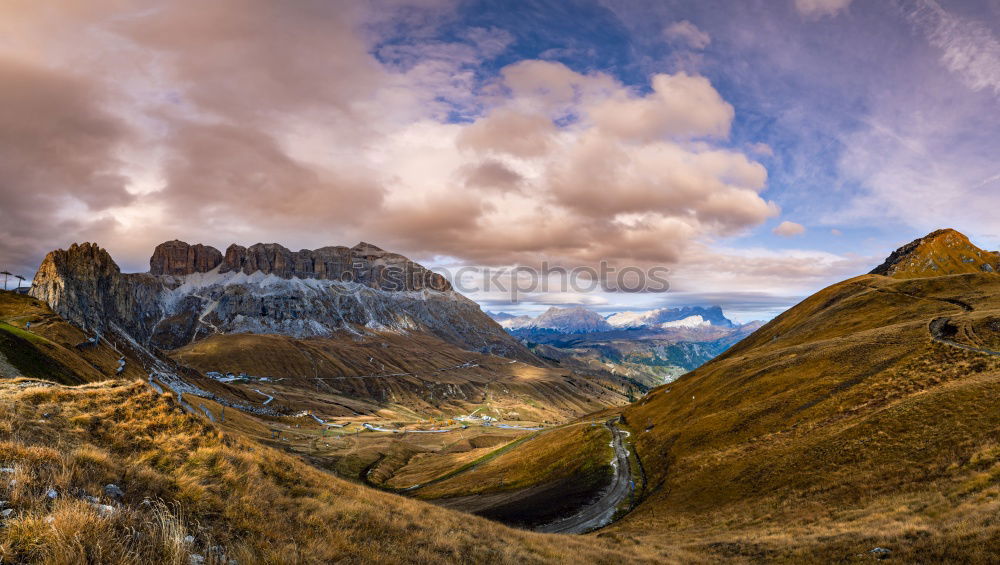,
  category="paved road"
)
[535,419,632,535]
